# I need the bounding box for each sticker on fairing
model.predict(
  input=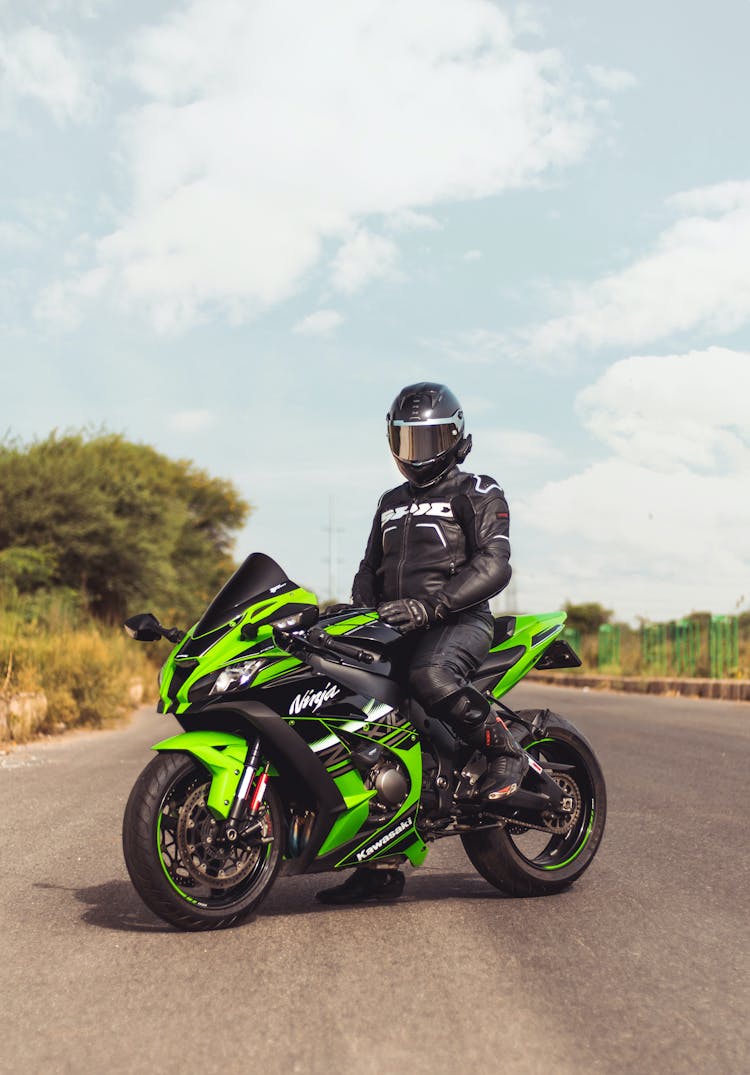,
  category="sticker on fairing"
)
[527,756,543,775]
